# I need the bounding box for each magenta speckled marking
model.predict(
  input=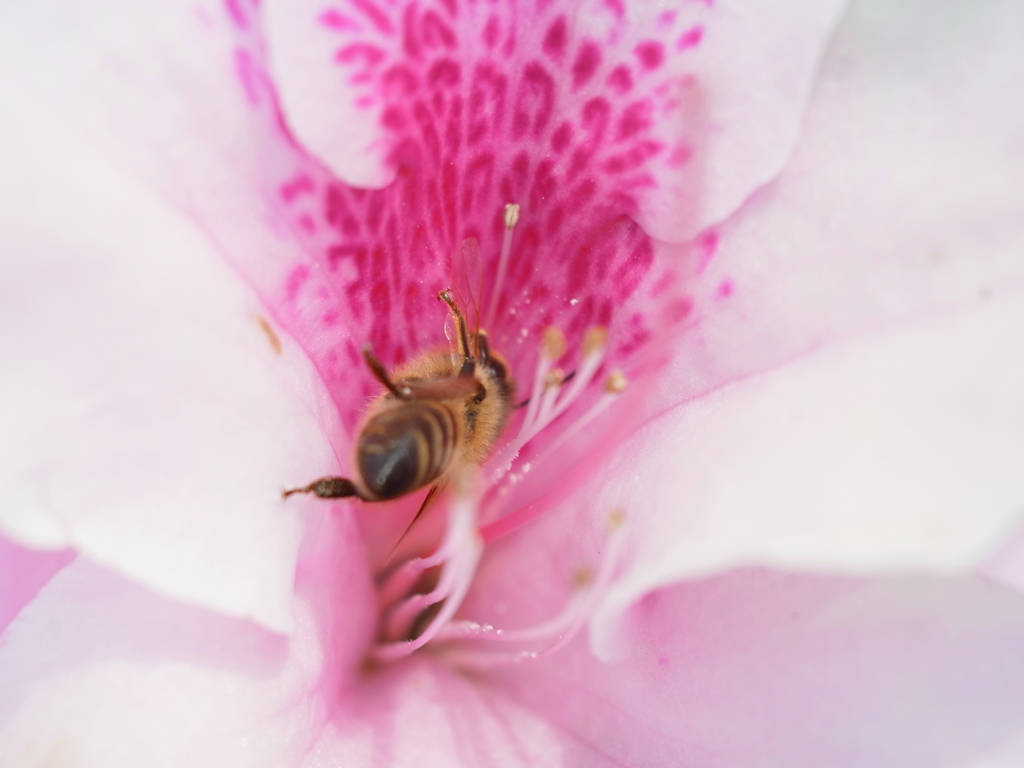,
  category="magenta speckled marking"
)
[603,0,625,19]
[285,264,312,303]
[667,142,694,168]
[250,0,713,429]
[605,65,633,94]
[280,173,315,203]
[694,229,719,273]
[224,0,249,29]
[676,25,703,51]
[716,278,734,298]
[234,49,261,105]
[351,0,395,35]
[571,42,601,90]
[542,17,568,60]
[634,40,664,70]
[335,43,387,65]
[319,8,359,30]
